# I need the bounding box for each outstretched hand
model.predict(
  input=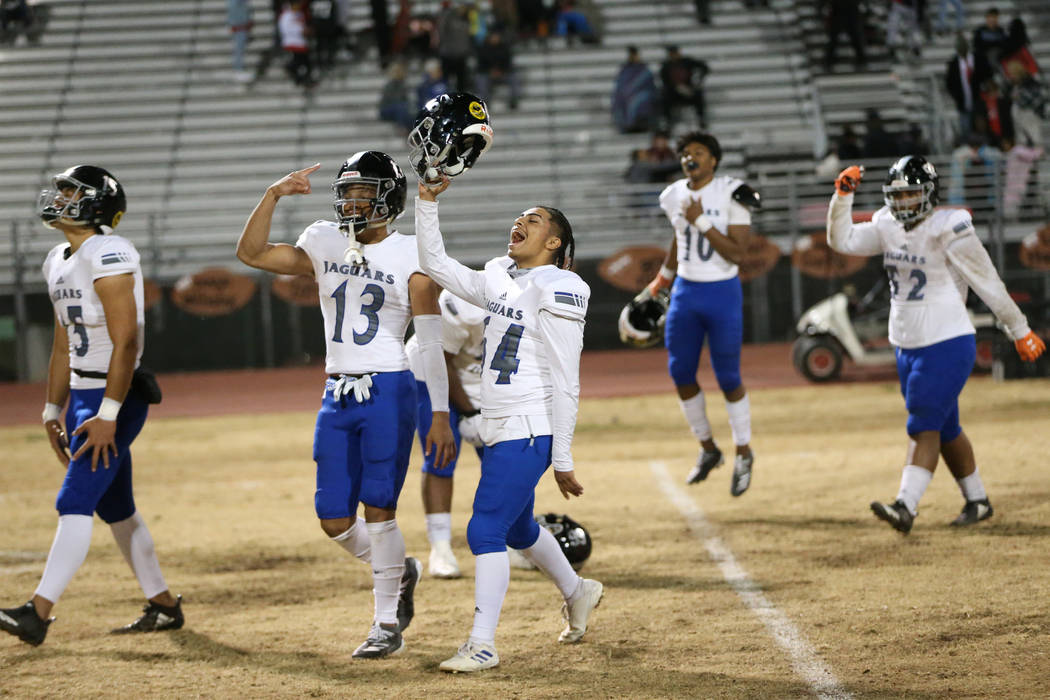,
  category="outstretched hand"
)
[835,165,864,195]
[268,163,322,199]
[417,175,451,201]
